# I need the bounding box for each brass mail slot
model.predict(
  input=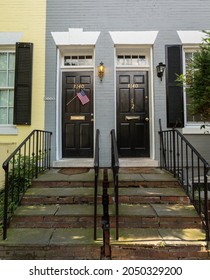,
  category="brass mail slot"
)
[70,115,85,121]
[125,116,140,121]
